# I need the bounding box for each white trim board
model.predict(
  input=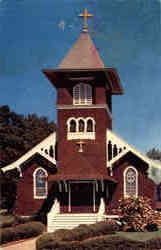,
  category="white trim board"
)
[56,104,112,120]
[2,132,57,173]
[107,129,161,169]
